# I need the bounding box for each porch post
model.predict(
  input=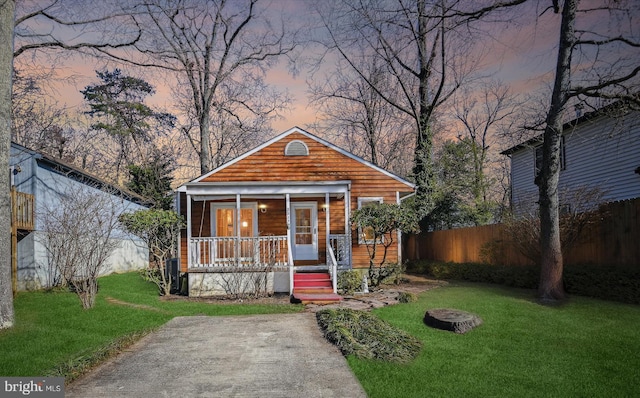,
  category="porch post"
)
[286,193,293,294]
[186,194,192,269]
[344,186,351,267]
[325,192,330,261]
[236,194,241,267]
